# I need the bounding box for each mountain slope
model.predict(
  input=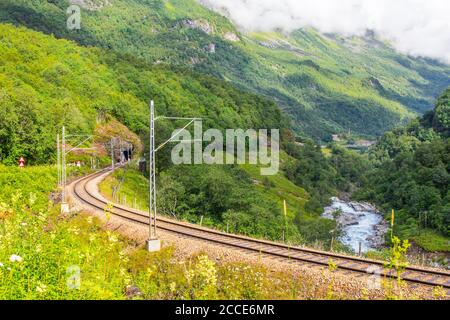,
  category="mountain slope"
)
[2,23,344,246]
[2,0,450,139]
[0,23,285,164]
